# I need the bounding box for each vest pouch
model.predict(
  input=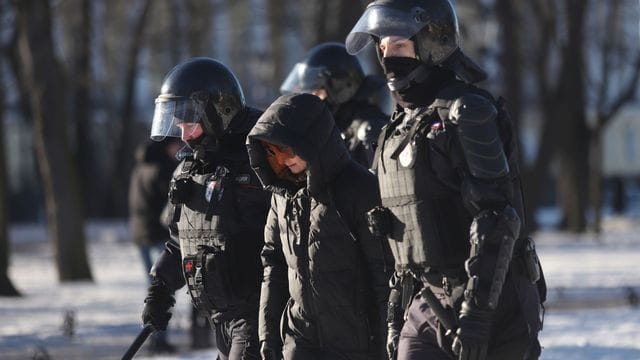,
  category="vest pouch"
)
[522,237,541,284]
[184,245,238,313]
[201,247,238,311]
